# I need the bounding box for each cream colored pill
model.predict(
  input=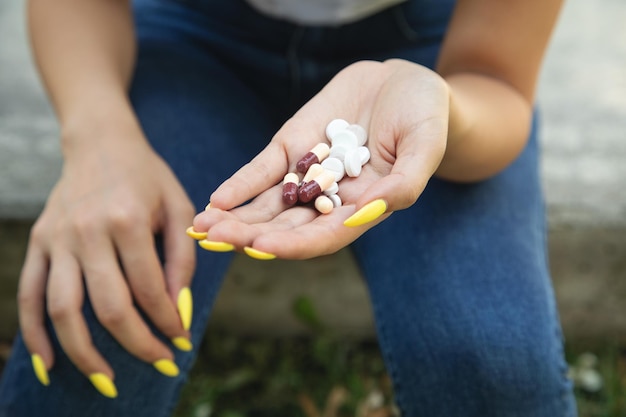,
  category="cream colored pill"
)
[357,146,371,165]
[302,163,324,183]
[315,195,334,214]
[328,193,342,208]
[347,124,368,146]
[321,157,345,182]
[325,119,350,142]
[323,181,339,195]
[344,148,362,177]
